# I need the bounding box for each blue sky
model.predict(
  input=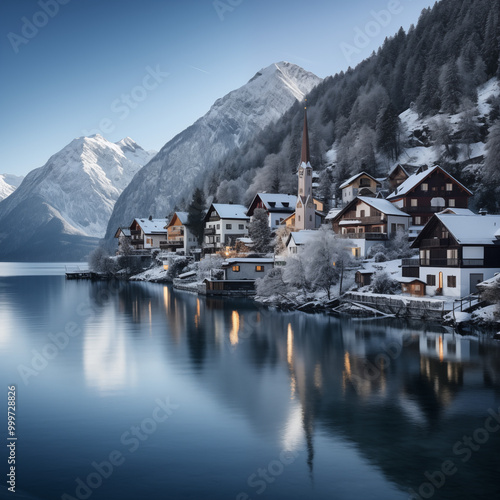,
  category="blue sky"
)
[0,0,433,176]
